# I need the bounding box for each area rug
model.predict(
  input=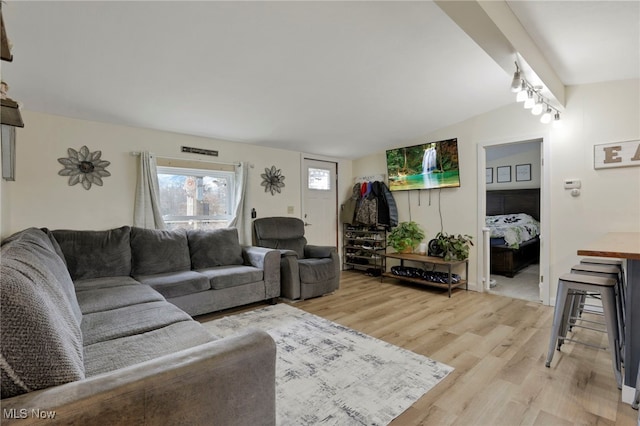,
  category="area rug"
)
[202,304,453,425]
